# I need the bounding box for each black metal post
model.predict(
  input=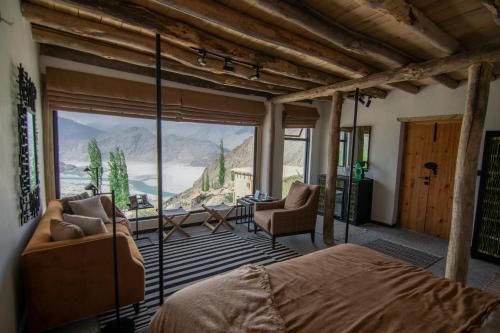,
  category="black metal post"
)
[344,88,359,244]
[155,33,165,306]
[102,191,134,332]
